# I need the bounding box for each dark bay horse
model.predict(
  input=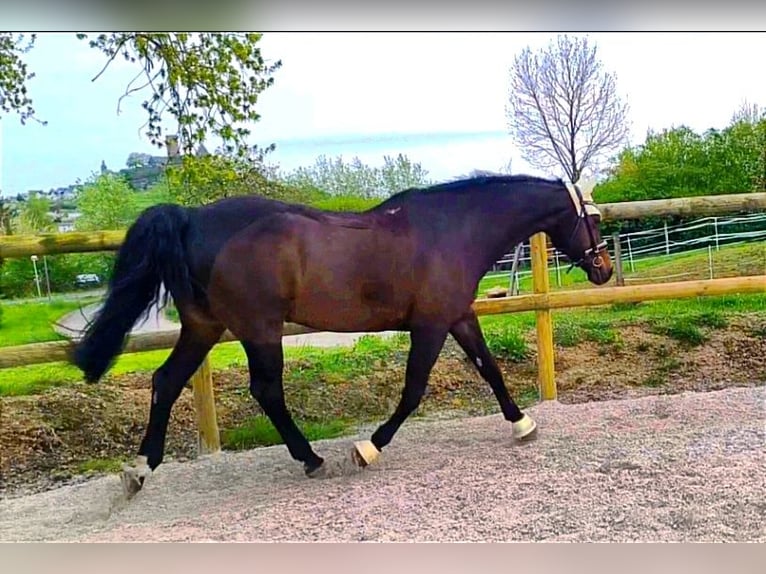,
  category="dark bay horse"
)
[71,174,613,494]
